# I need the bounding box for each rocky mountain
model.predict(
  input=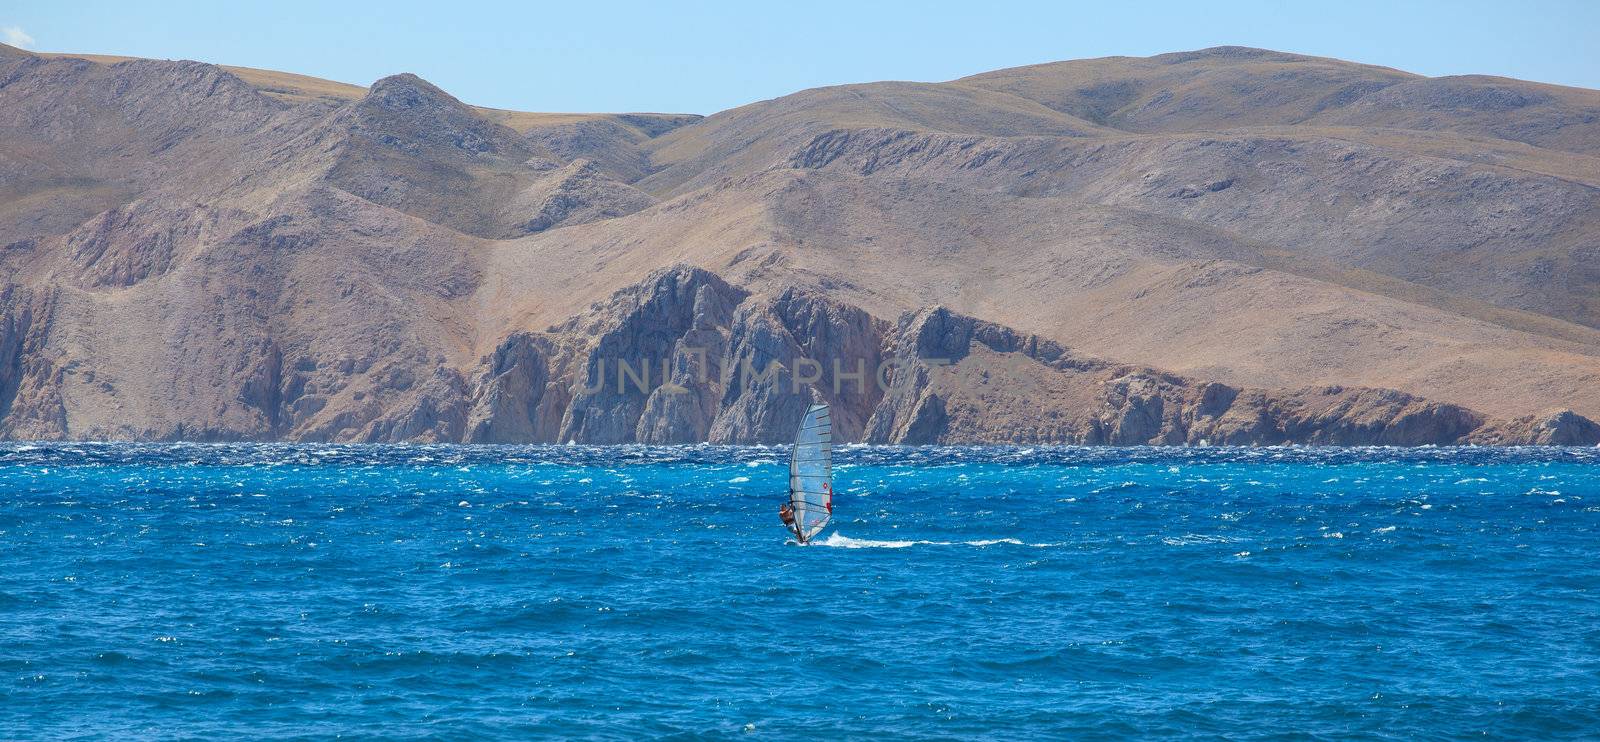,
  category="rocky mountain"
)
[2,43,1597,444]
